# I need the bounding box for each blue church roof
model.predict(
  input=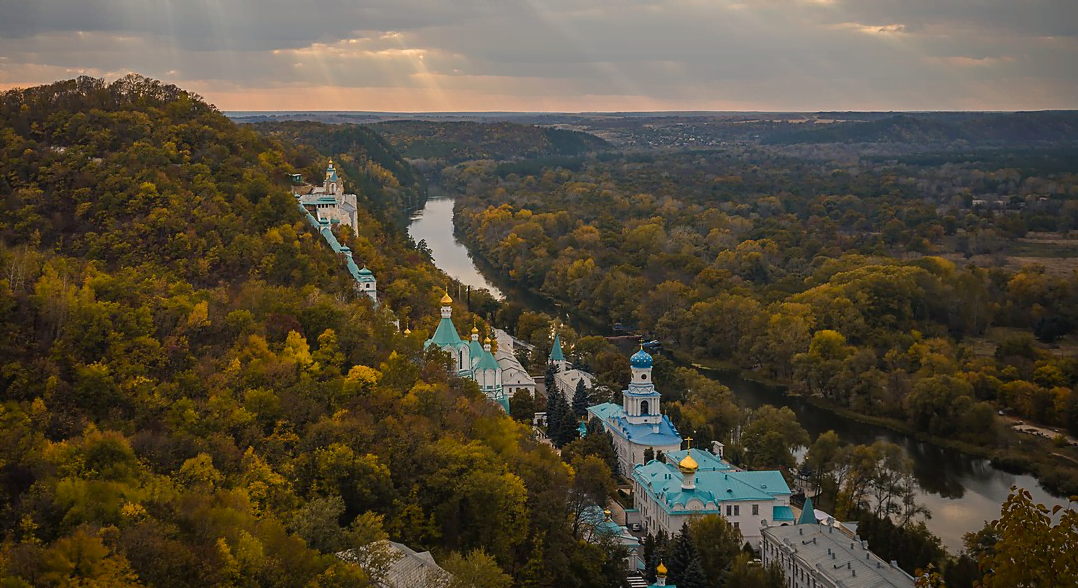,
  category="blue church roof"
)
[630,348,653,368]
[587,402,681,447]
